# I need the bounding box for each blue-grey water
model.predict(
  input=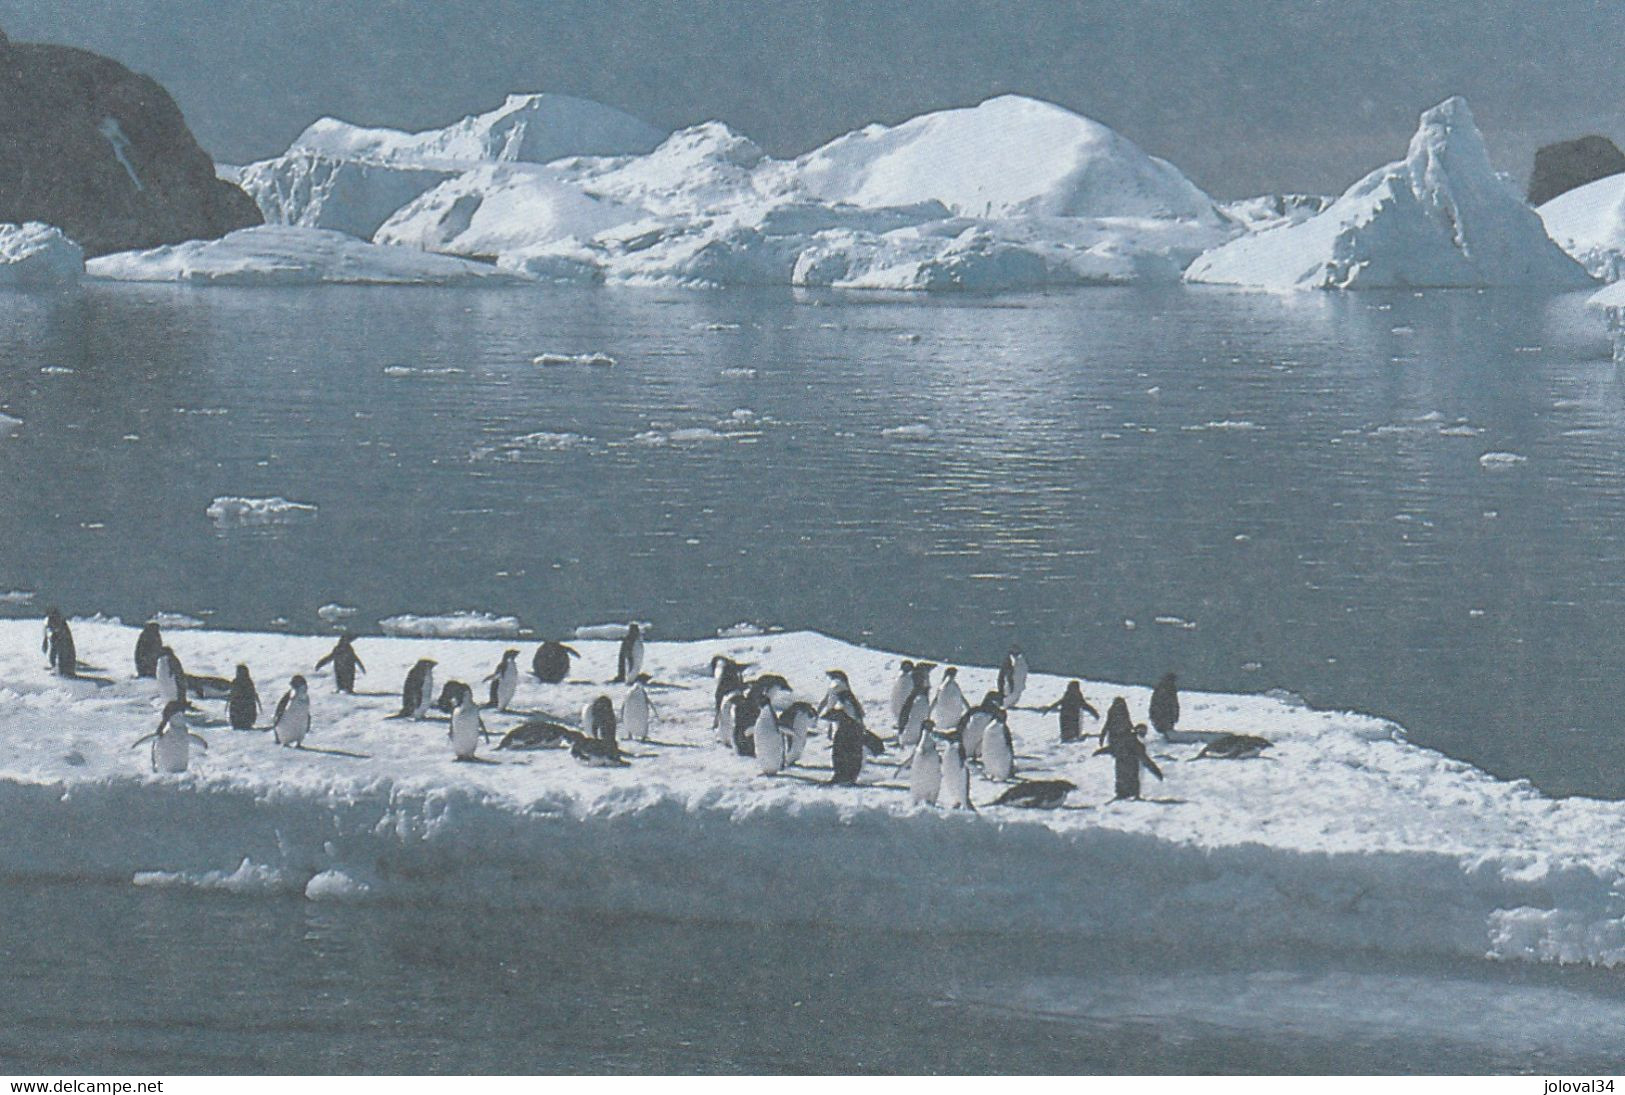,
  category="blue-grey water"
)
[4,282,1625,1074]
